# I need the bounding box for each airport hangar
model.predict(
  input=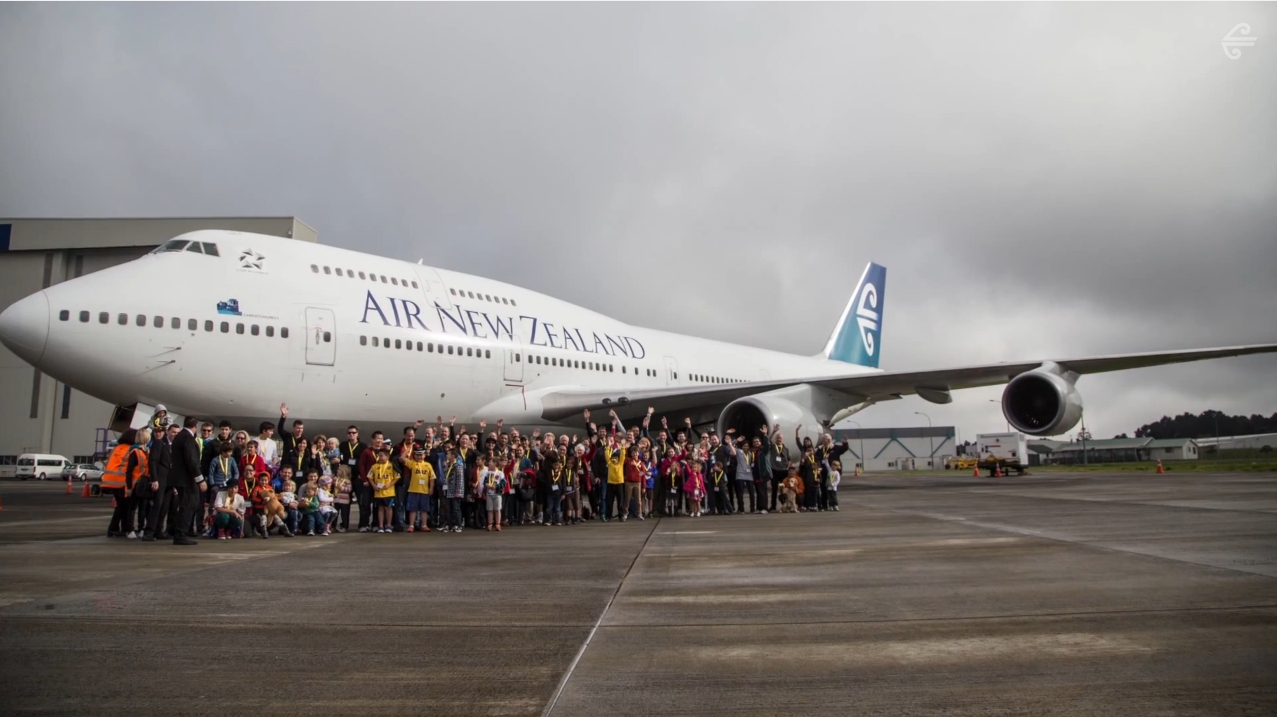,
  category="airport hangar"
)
[0,217,316,473]
[0,217,957,475]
